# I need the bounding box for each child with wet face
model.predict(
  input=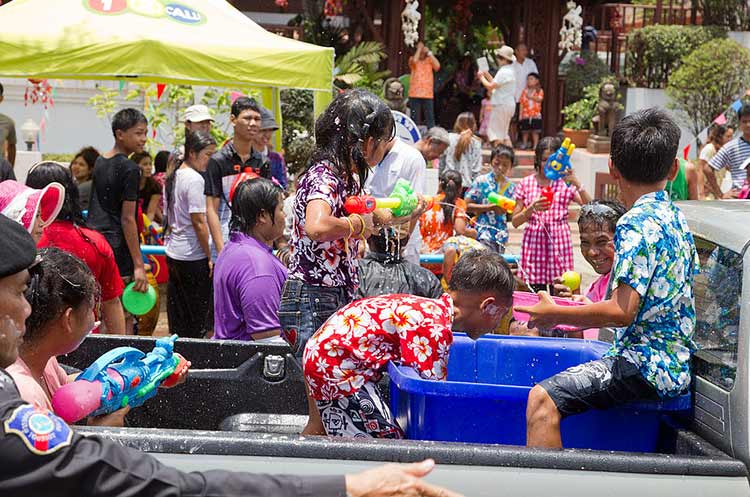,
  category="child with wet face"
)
[302,251,515,438]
